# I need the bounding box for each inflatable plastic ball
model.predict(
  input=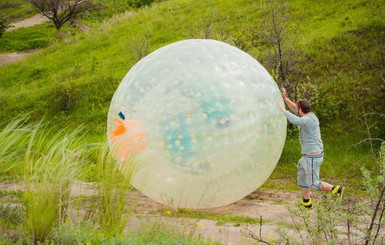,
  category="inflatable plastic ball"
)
[107,39,287,209]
